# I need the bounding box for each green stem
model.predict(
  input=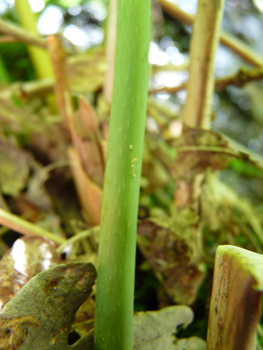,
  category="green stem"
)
[94,1,151,349]
[0,208,65,244]
[0,54,10,84]
[15,0,54,80]
[104,0,117,103]
[15,0,56,110]
[56,226,100,254]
